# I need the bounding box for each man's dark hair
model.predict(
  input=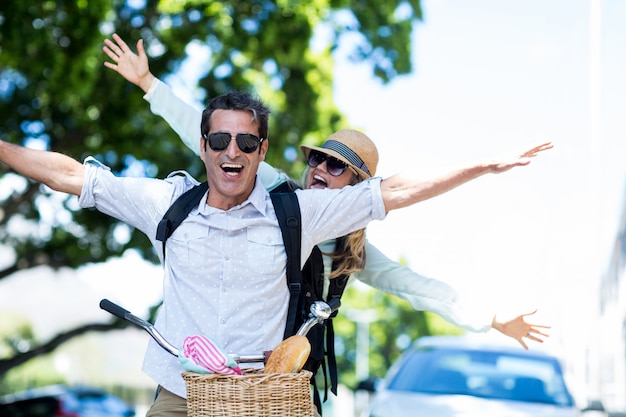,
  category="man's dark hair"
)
[201,91,270,143]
